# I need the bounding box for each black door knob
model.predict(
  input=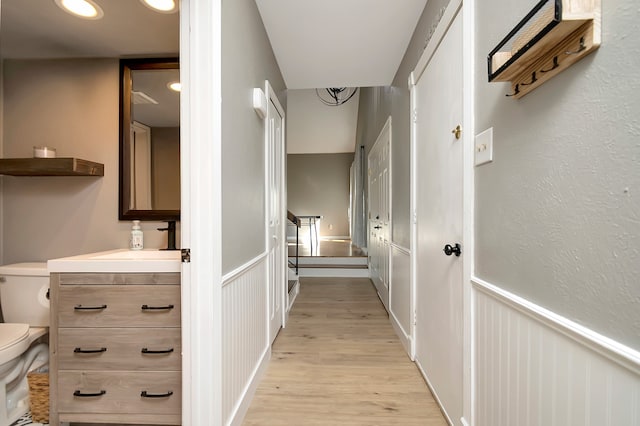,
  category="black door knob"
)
[443,243,461,257]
